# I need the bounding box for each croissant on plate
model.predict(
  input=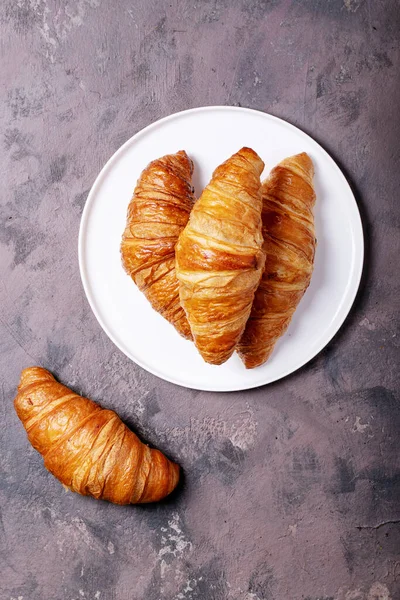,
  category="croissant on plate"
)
[237,153,316,368]
[175,147,265,365]
[14,367,180,504]
[121,150,195,339]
